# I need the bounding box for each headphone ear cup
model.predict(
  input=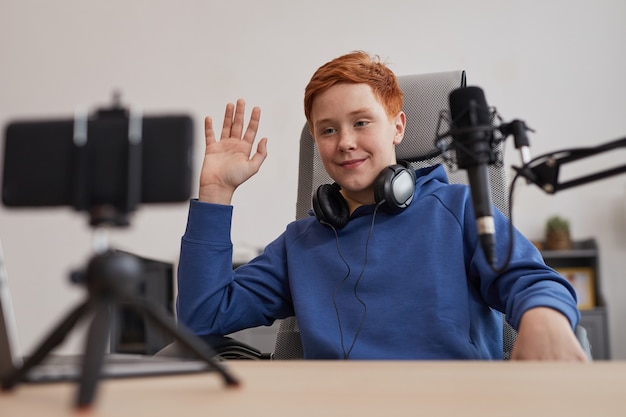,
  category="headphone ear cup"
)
[313,183,350,229]
[374,164,416,214]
